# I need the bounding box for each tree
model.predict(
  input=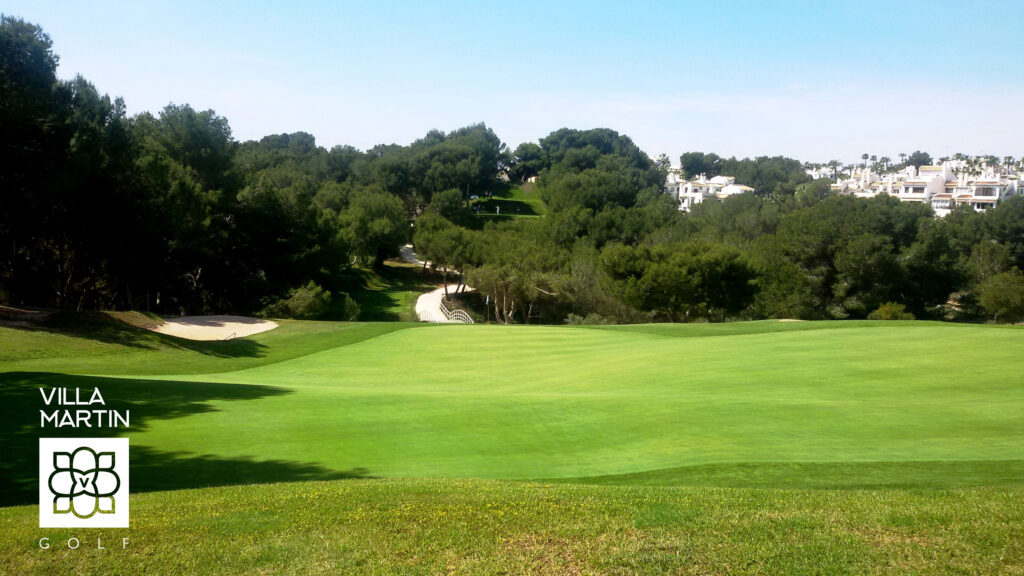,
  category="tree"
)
[794,179,831,206]
[977,268,1024,323]
[679,151,722,178]
[508,142,545,182]
[428,188,466,220]
[345,188,409,268]
[654,153,672,174]
[906,150,933,168]
[0,16,71,306]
